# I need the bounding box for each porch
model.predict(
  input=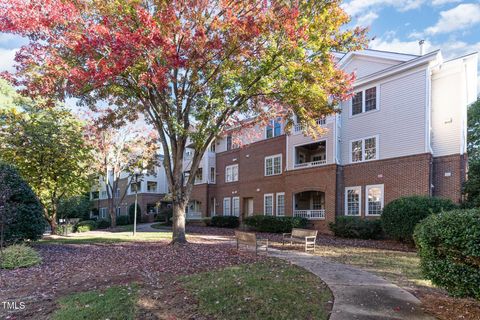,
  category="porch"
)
[294,141,327,169]
[293,191,326,220]
[186,200,203,220]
